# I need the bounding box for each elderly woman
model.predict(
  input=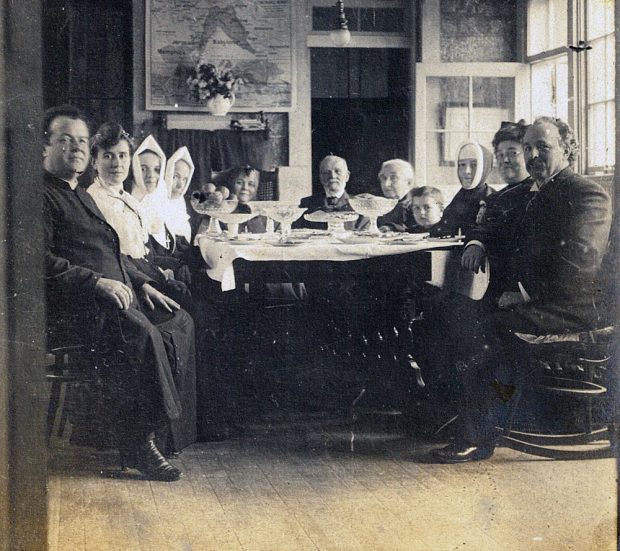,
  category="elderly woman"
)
[377,159,418,232]
[87,122,196,455]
